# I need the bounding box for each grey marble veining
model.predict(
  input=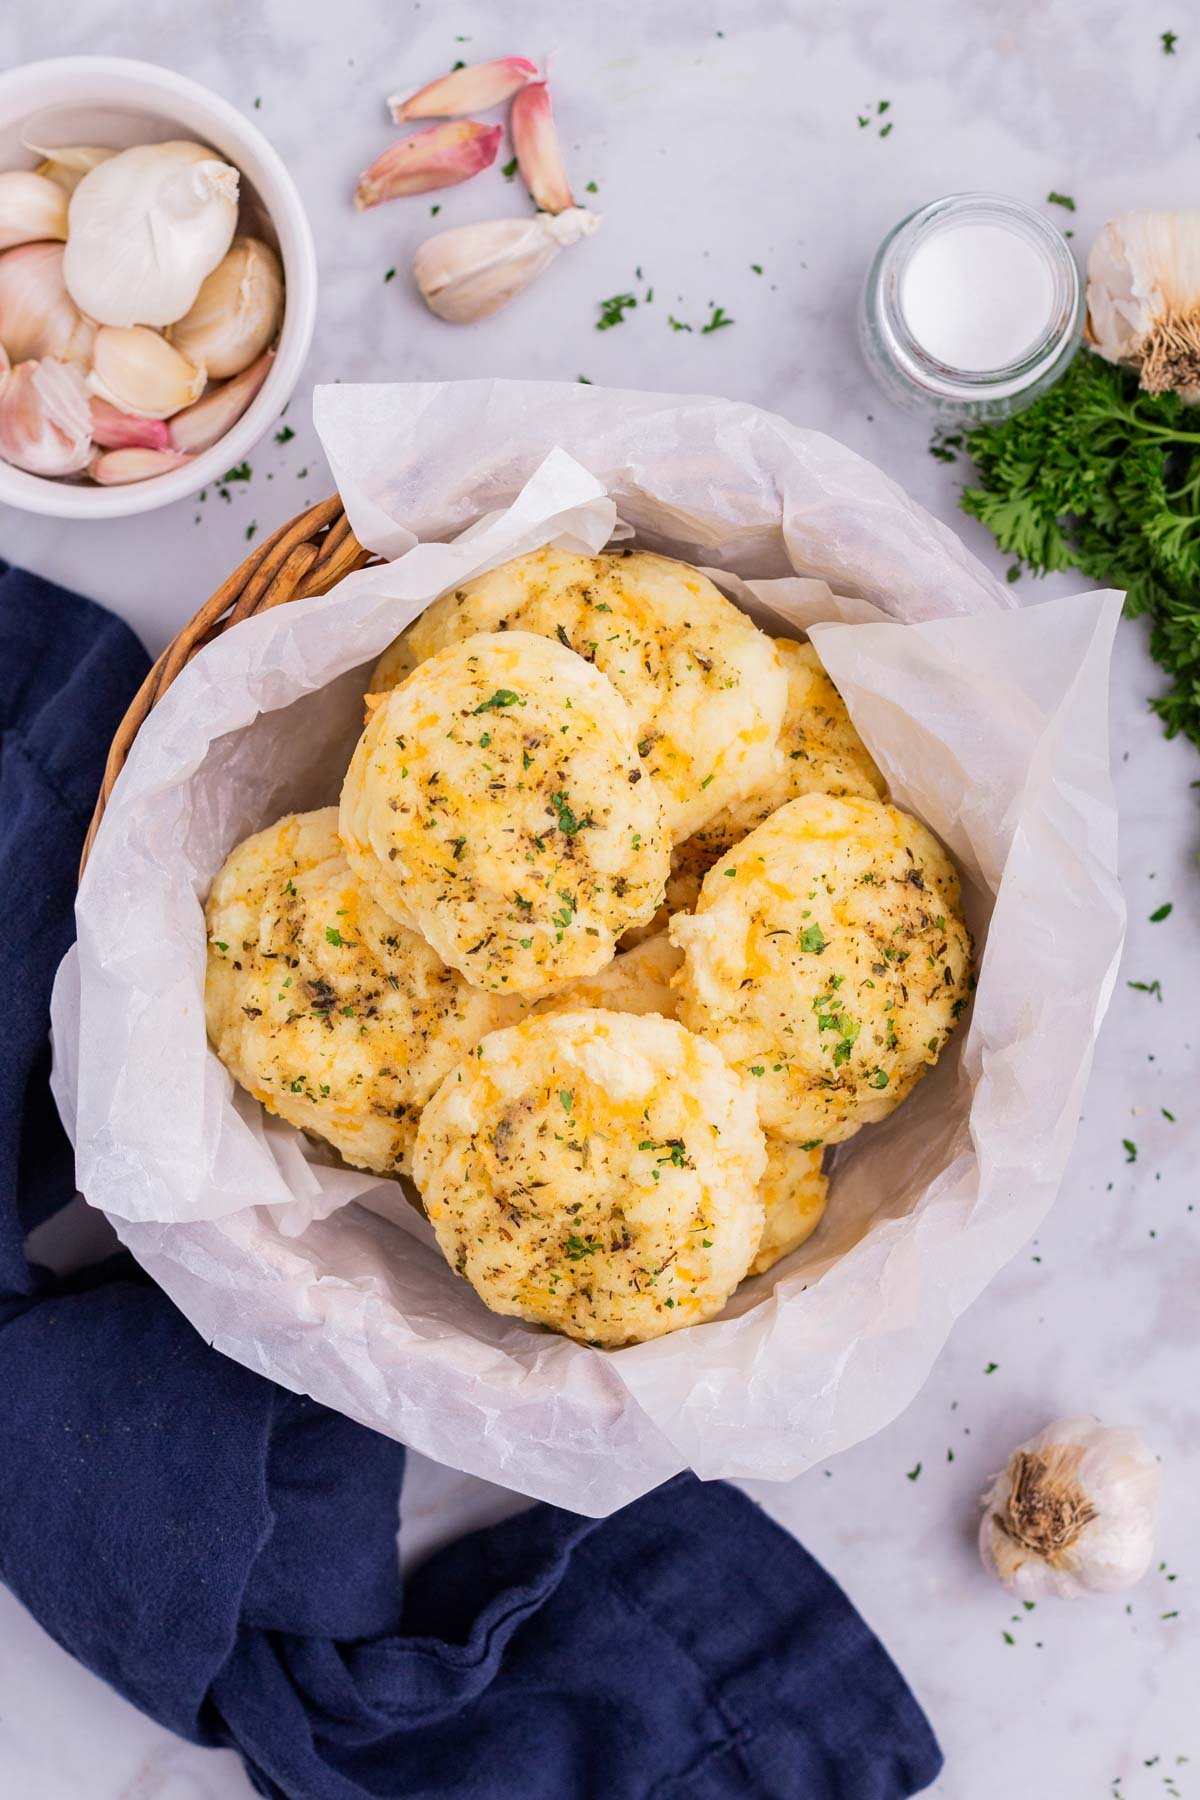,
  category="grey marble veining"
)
[0,4,1195,1797]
